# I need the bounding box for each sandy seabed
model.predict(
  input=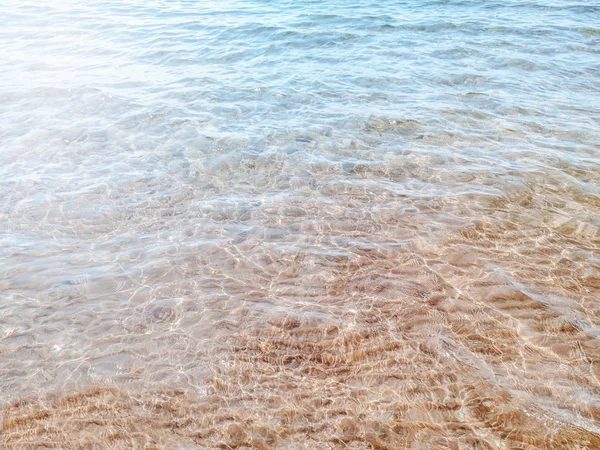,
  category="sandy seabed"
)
[3,183,600,449]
